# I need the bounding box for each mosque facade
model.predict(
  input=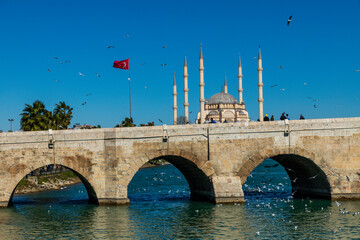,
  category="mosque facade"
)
[172,45,264,124]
